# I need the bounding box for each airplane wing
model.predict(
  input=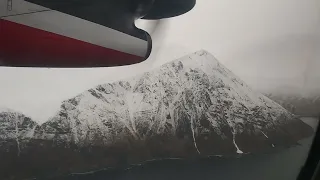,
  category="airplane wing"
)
[0,0,195,67]
[24,0,150,39]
